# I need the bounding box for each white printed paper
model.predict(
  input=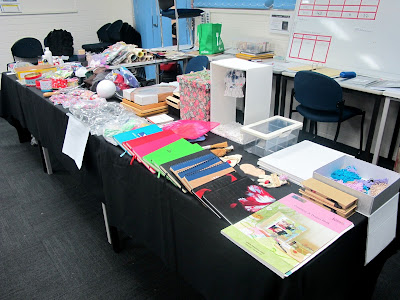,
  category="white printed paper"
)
[62,114,90,169]
[270,13,293,35]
